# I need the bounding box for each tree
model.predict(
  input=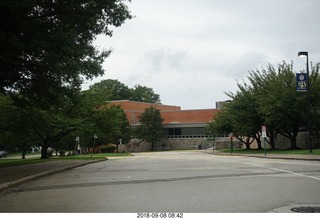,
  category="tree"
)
[135,107,164,151]
[207,108,233,136]
[88,79,132,101]
[69,92,131,153]
[210,61,313,150]
[0,1,132,158]
[225,85,263,149]
[88,105,130,146]
[130,85,161,104]
[310,63,320,147]
[0,0,132,95]
[86,79,162,103]
[251,63,305,149]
